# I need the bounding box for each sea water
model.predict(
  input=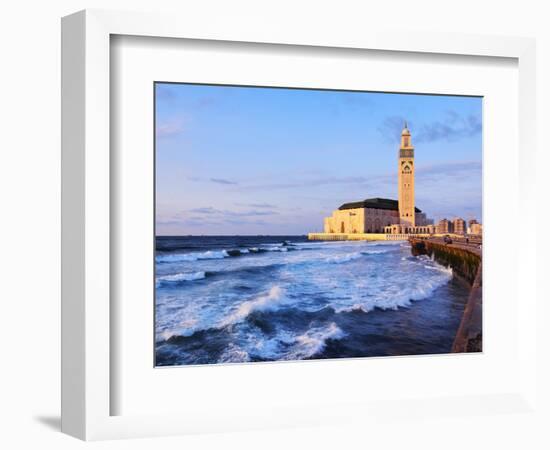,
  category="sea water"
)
[155,236,470,366]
